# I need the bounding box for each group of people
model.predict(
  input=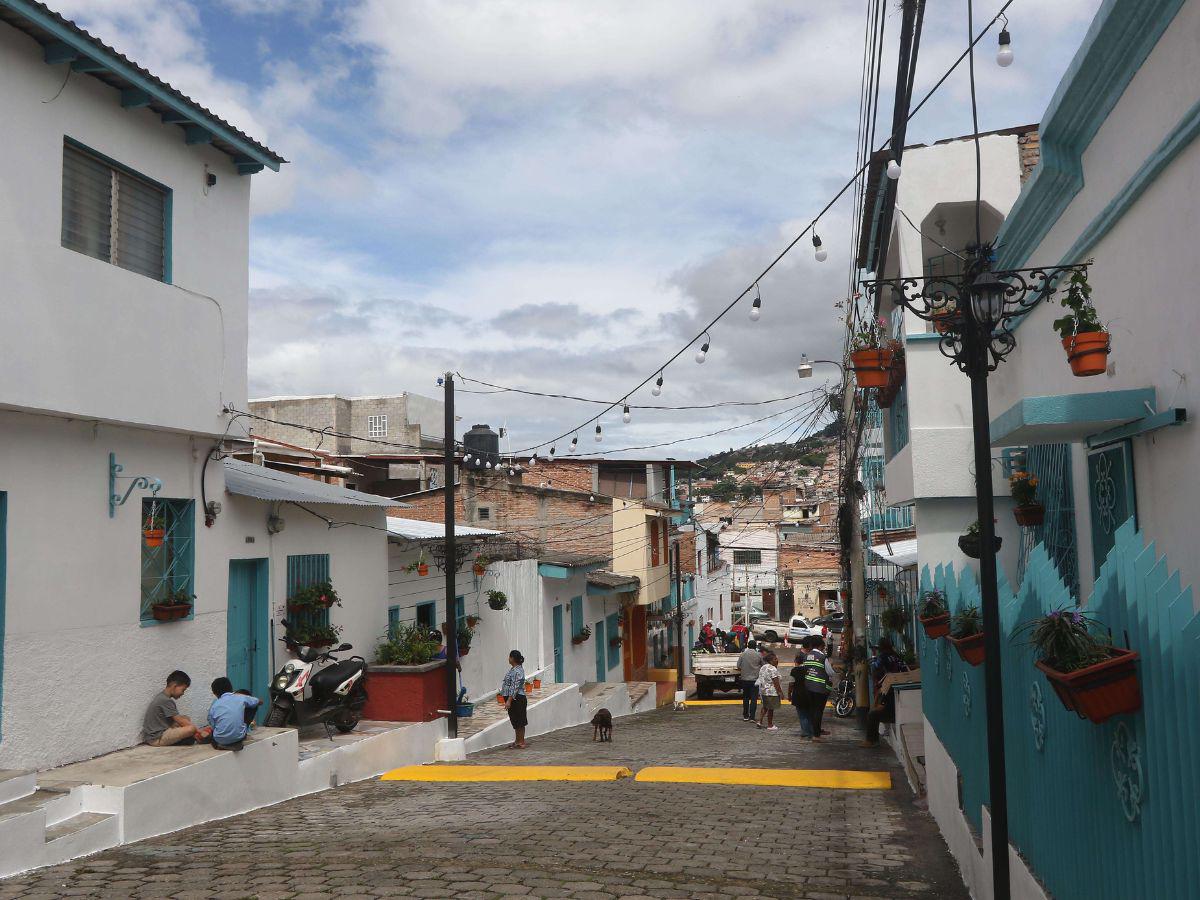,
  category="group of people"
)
[694,620,751,654]
[142,671,262,752]
[735,636,833,737]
